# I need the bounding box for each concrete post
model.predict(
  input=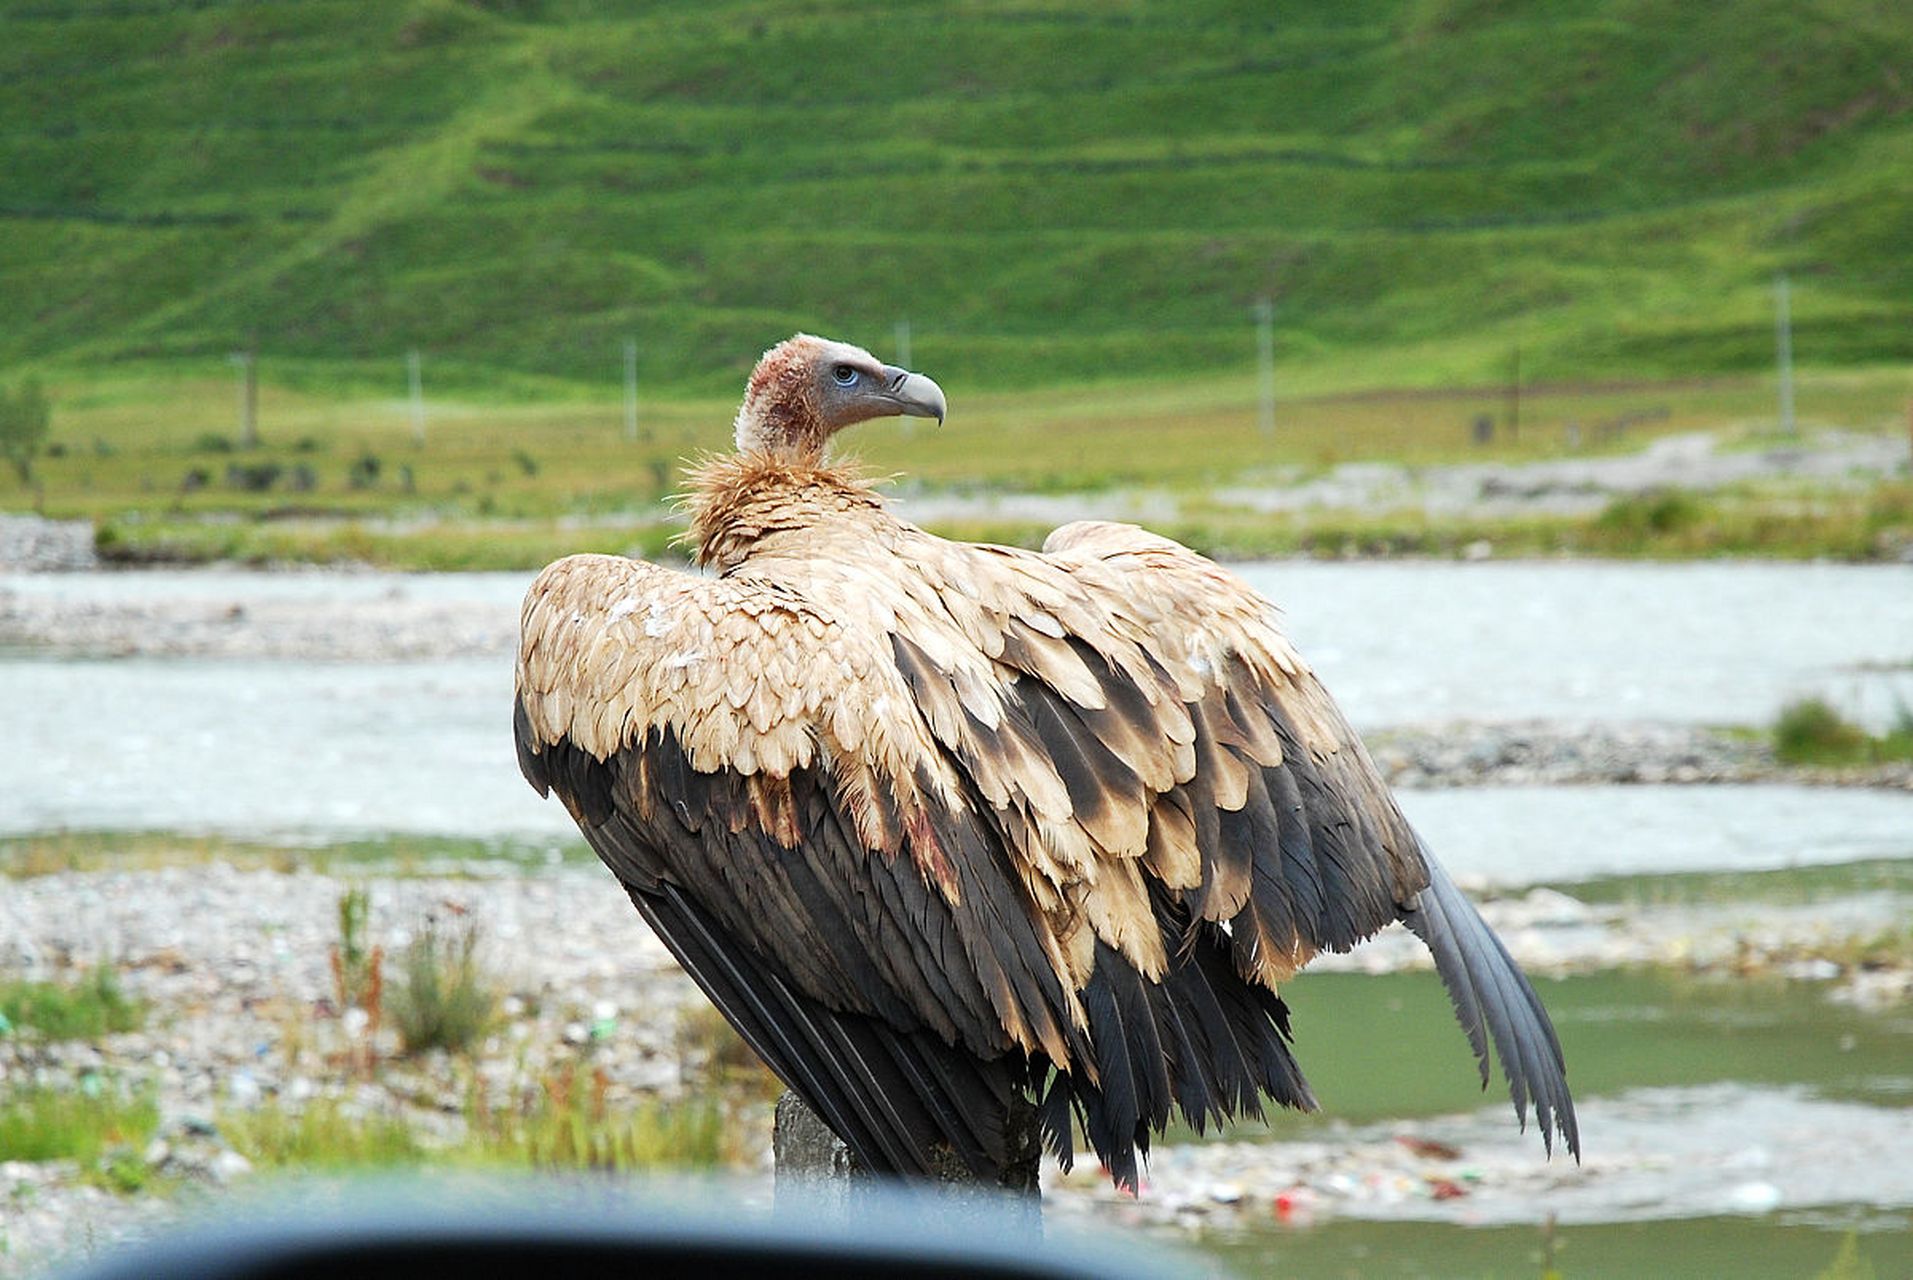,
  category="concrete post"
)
[772,1090,1043,1234]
